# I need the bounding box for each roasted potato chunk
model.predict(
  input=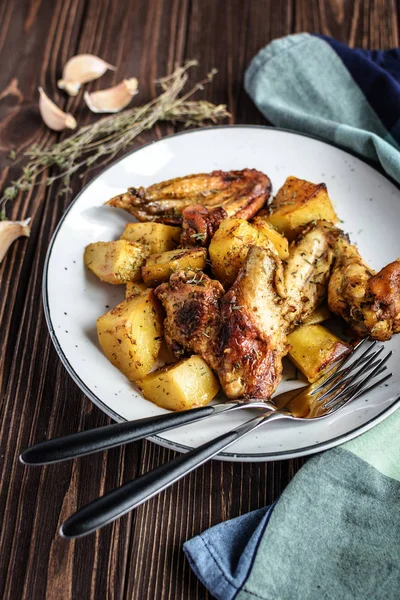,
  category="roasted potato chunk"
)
[287,324,350,383]
[137,355,220,411]
[84,240,148,284]
[252,216,289,259]
[125,281,148,299]
[209,217,278,287]
[268,176,338,240]
[97,289,163,381]
[301,305,331,326]
[121,222,181,254]
[142,247,207,287]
